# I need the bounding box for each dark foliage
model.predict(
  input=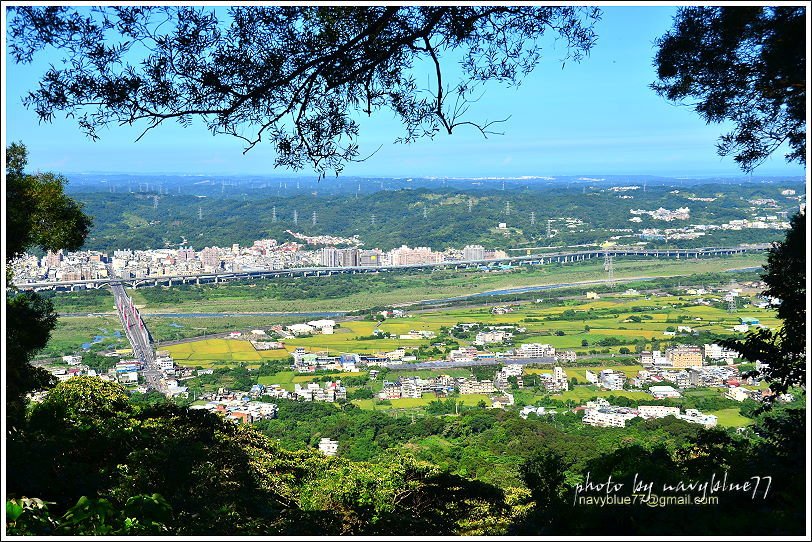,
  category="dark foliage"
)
[5,292,57,429]
[652,6,806,172]
[5,142,92,430]
[6,142,92,261]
